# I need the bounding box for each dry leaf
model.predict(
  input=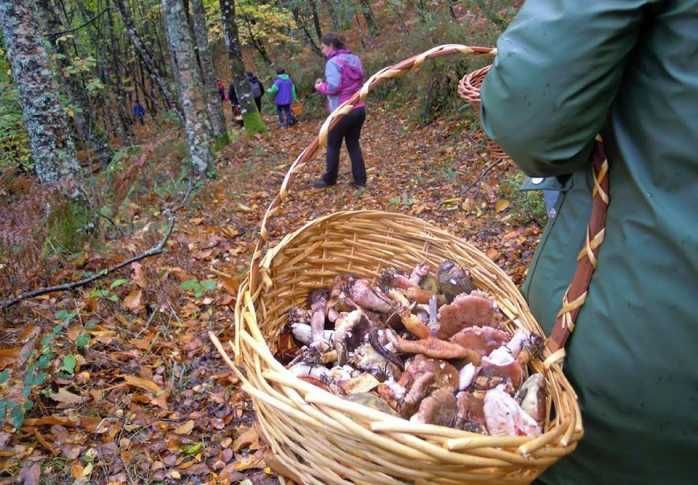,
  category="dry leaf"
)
[123,289,143,312]
[218,275,239,296]
[123,375,163,395]
[18,462,41,485]
[189,217,204,225]
[50,388,87,405]
[236,203,253,212]
[233,427,260,452]
[495,199,511,213]
[232,451,265,472]
[339,374,380,394]
[486,248,501,260]
[174,420,194,435]
[131,262,147,288]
